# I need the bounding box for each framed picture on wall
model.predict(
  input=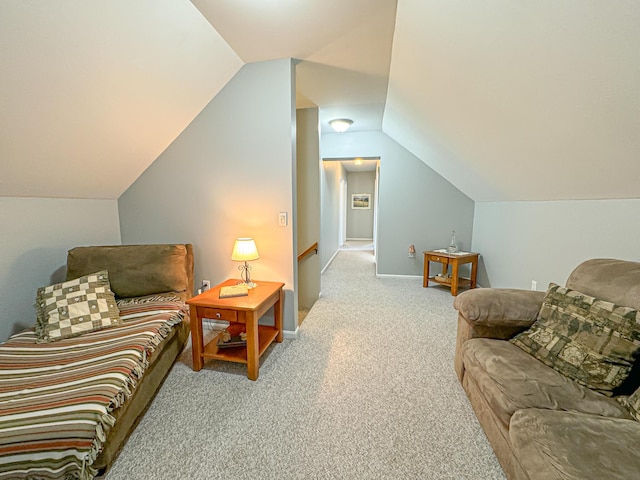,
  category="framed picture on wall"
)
[351,193,371,209]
